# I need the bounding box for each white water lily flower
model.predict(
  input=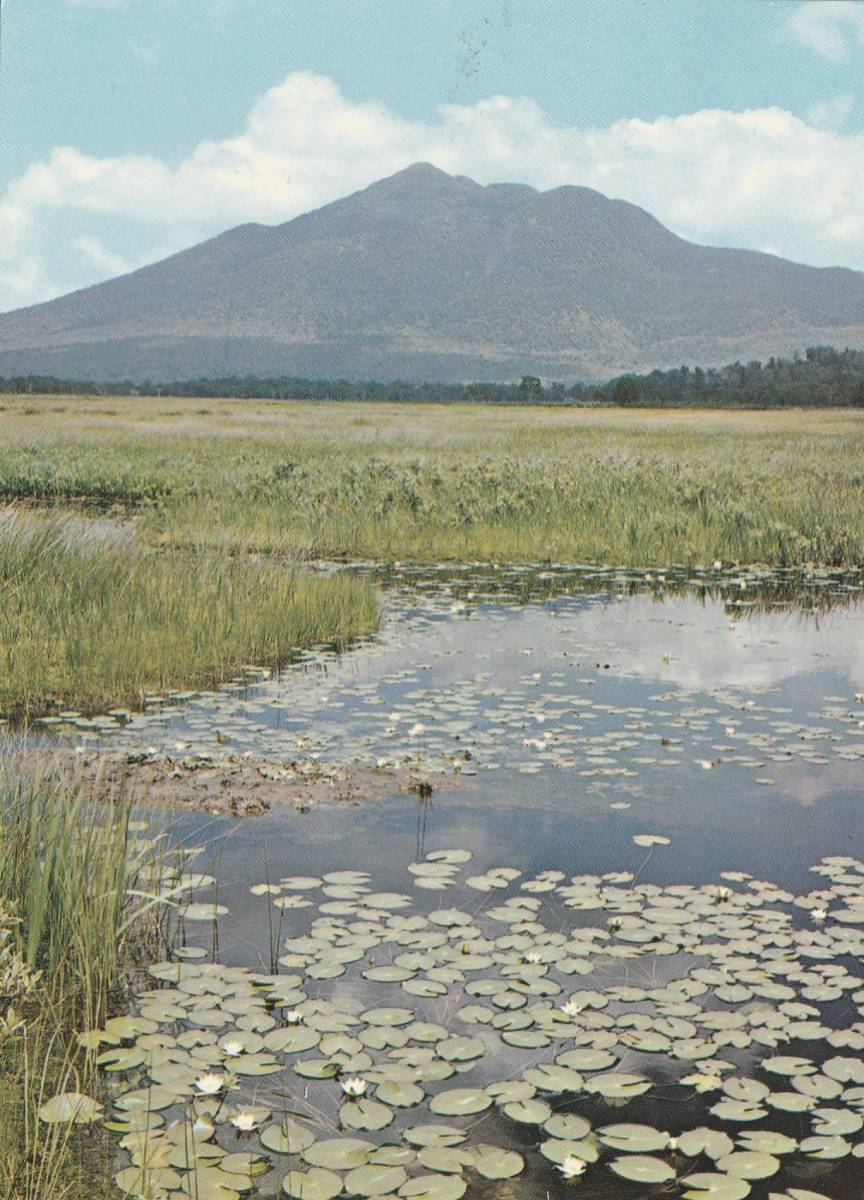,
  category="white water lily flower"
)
[560,999,582,1018]
[340,1077,367,1097]
[666,1134,678,1150]
[524,950,543,964]
[715,886,732,901]
[194,1073,226,1095]
[230,1111,260,1131]
[559,1154,588,1179]
[285,1010,303,1024]
[409,723,426,736]
[812,907,828,922]
[222,1040,244,1057]
[725,726,736,736]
